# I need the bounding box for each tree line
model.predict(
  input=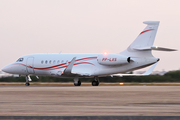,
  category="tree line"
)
[0,70,180,82]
